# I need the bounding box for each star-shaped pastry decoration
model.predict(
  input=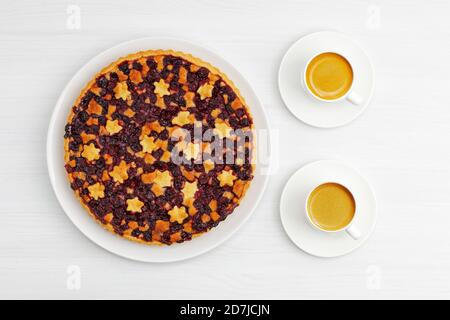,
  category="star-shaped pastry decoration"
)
[233,180,247,197]
[141,171,156,184]
[210,211,220,222]
[181,167,196,182]
[150,122,165,133]
[183,142,200,160]
[197,83,214,100]
[81,143,100,161]
[168,206,188,224]
[153,79,170,97]
[109,160,129,183]
[183,221,193,233]
[114,81,131,101]
[154,170,172,188]
[203,159,215,173]
[123,108,135,118]
[182,181,198,200]
[170,232,182,243]
[126,197,144,213]
[87,99,102,115]
[104,213,113,223]
[107,105,116,118]
[179,66,188,83]
[86,118,98,126]
[184,91,195,108]
[105,119,122,135]
[210,108,221,118]
[201,214,211,223]
[128,221,139,229]
[155,220,170,233]
[214,121,232,139]
[87,182,105,200]
[172,111,193,126]
[129,69,143,84]
[161,150,171,162]
[235,157,244,165]
[81,132,96,144]
[217,170,237,187]
[140,135,157,153]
